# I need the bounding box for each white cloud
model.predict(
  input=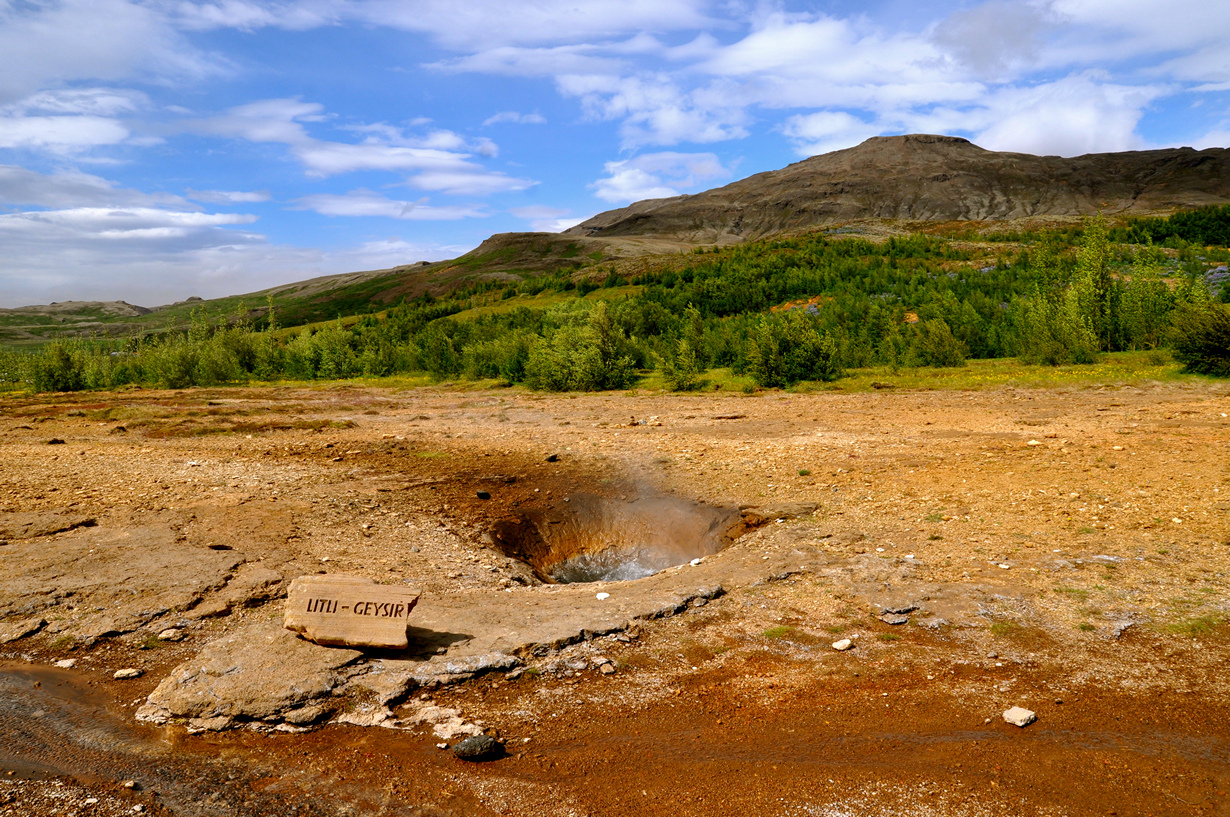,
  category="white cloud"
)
[186,188,273,204]
[968,75,1164,156]
[190,99,532,193]
[435,44,625,77]
[482,111,548,126]
[782,111,882,156]
[591,151,728,203]
[0,165,190,209]
[351,0,714,50]
[932,1,1054,78]
[294,189,488,220]
[407,170,535,196]
[509,204,588,232]
[0,0,223,106]
[0,207,256,239]
[0,116,130,152]
[558,74,748,147]
[11,88,151,117]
